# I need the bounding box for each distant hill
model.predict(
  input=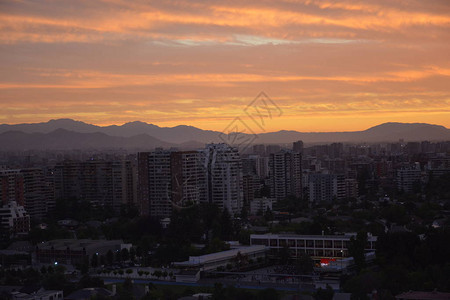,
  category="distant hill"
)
[0,119,221,144]
[0,119,448,150]
[0,129,175,151]
[256,122,450,144]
